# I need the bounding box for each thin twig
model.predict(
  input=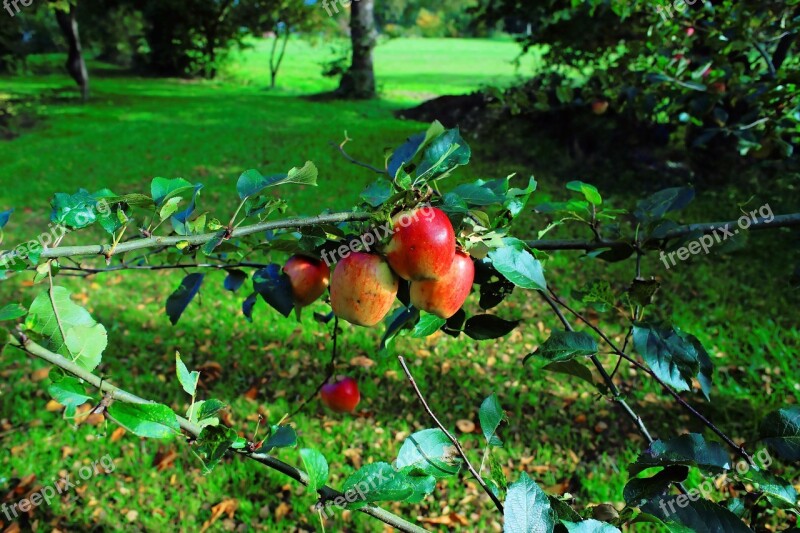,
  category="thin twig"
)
[8,330,429,533]
[332,136,388,176]
[547,290,755,466]
[56,262,270,276]
[289,316,339,418]
[397,356,504,514]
